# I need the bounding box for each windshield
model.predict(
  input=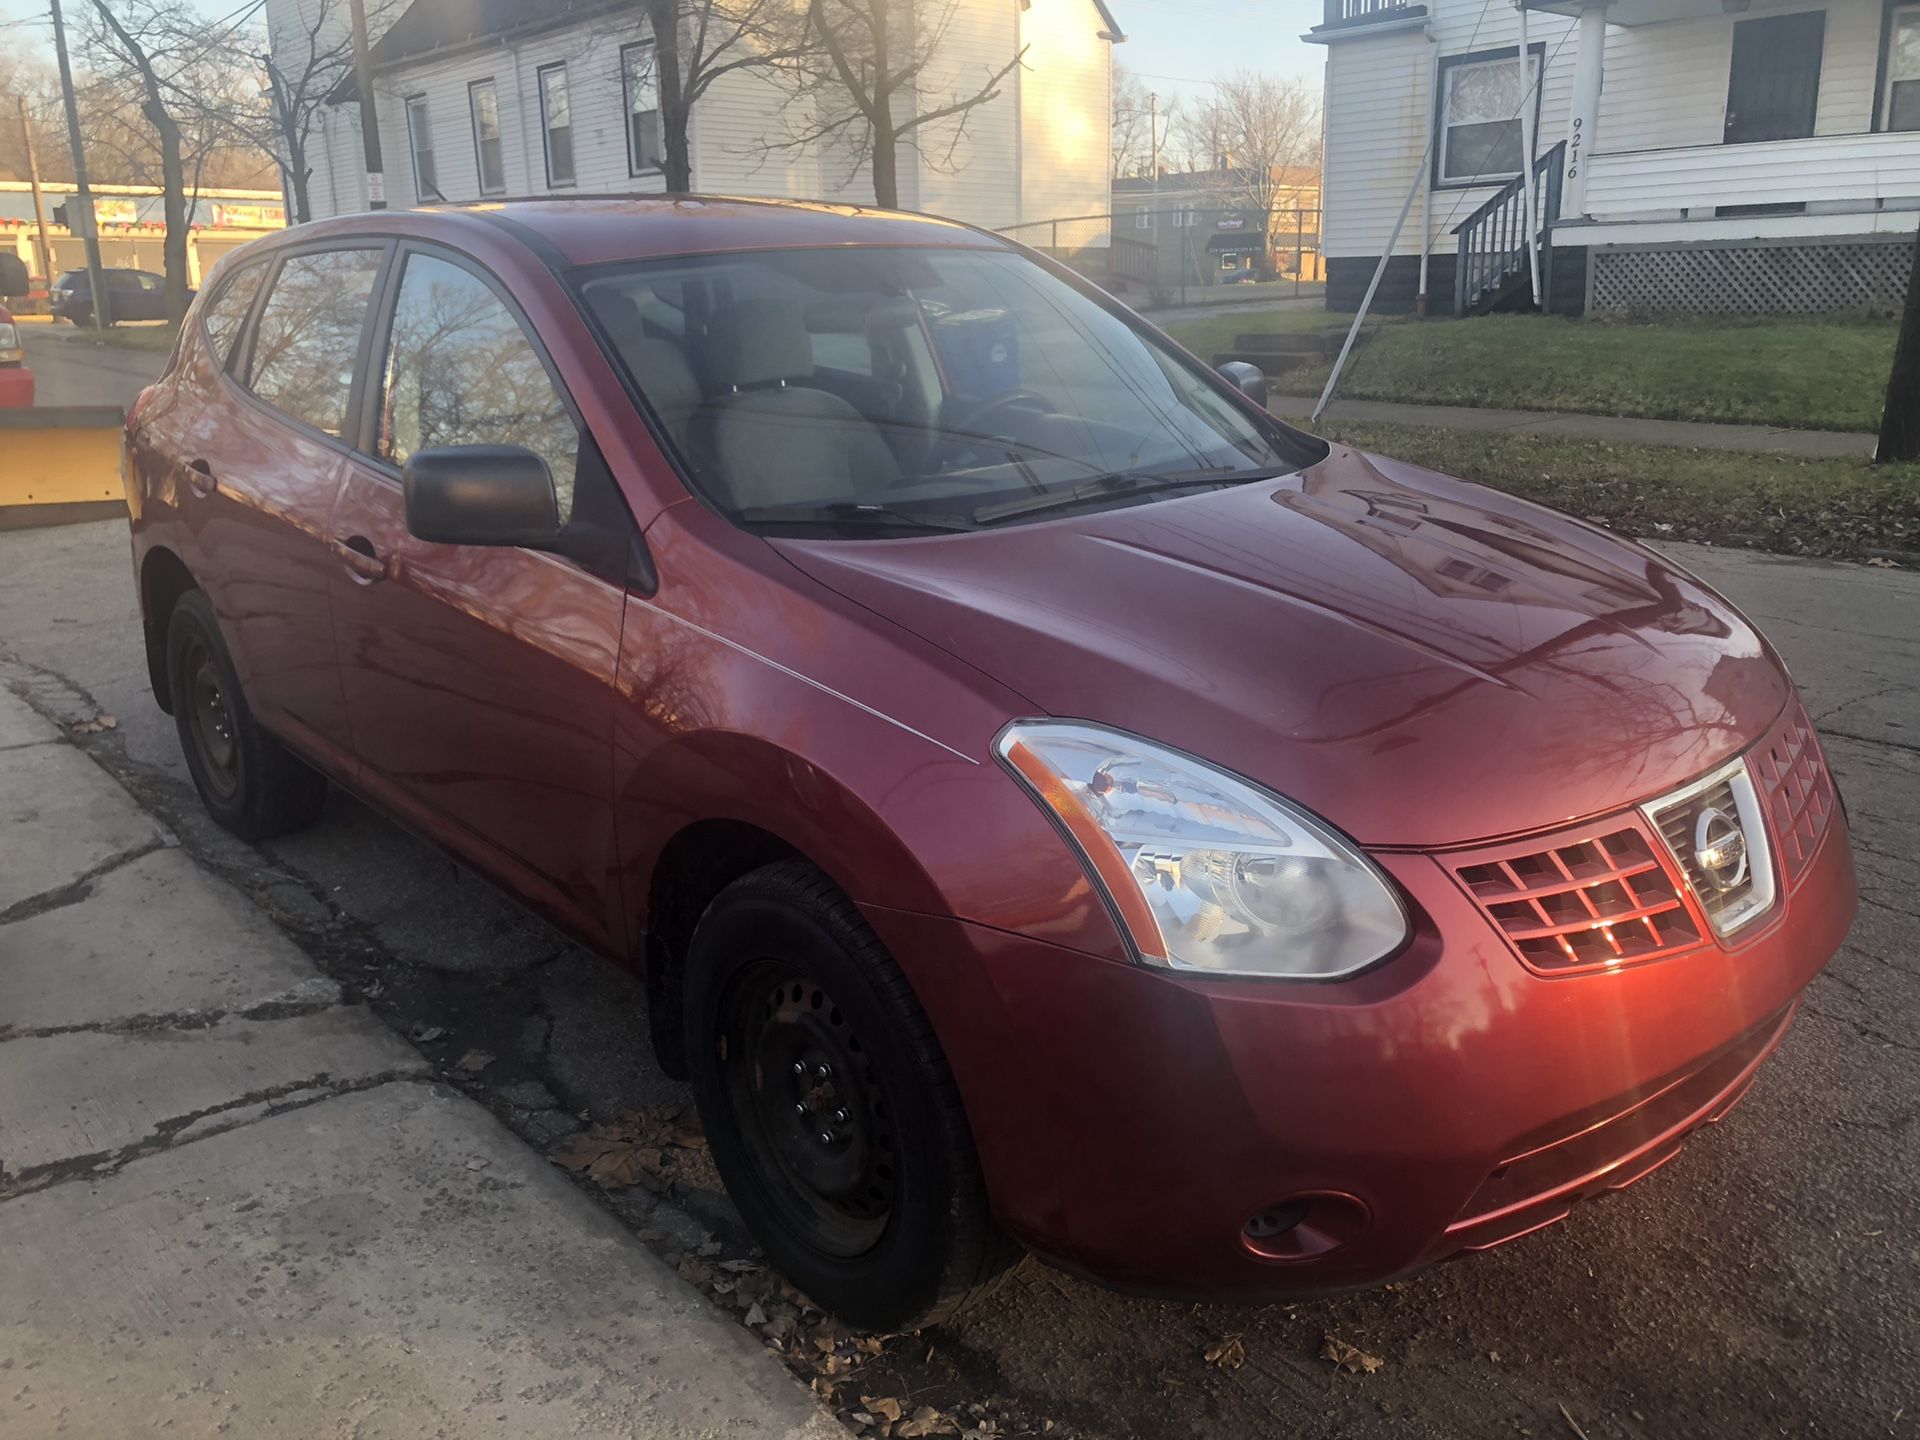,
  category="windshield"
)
[578,246,1320,535]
